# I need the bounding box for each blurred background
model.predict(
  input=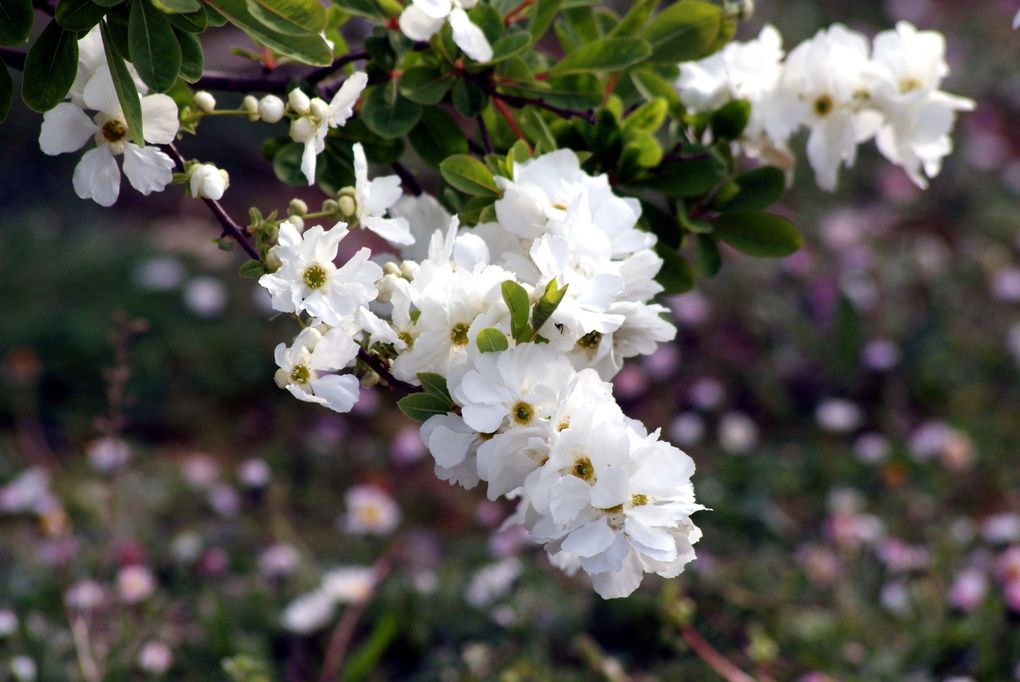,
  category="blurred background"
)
[2,0,1020,680]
